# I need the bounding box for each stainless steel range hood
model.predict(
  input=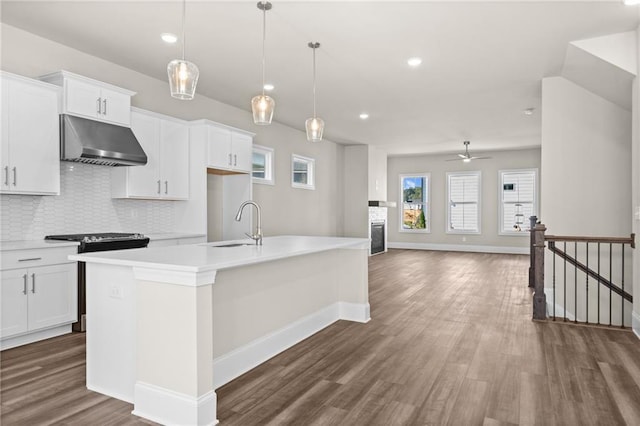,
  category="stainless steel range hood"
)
[59,114,147,166]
